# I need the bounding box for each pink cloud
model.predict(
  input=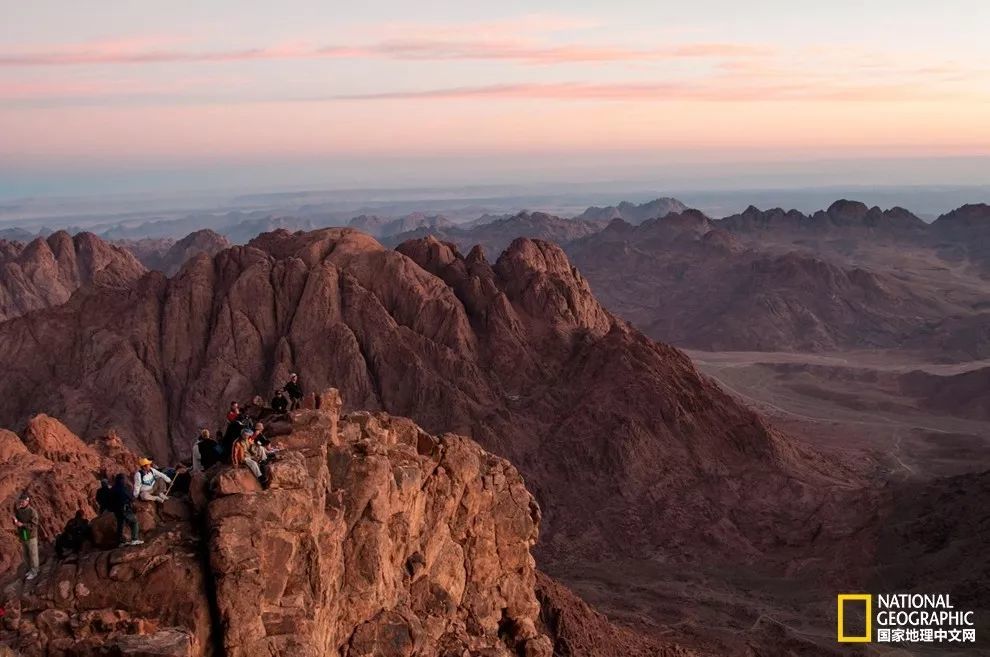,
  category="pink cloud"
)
[0,36,768,67]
